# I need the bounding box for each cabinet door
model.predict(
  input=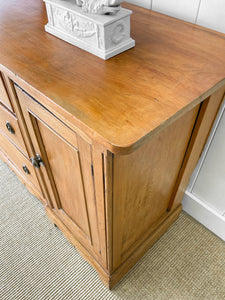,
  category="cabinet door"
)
[15,85,101,256]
